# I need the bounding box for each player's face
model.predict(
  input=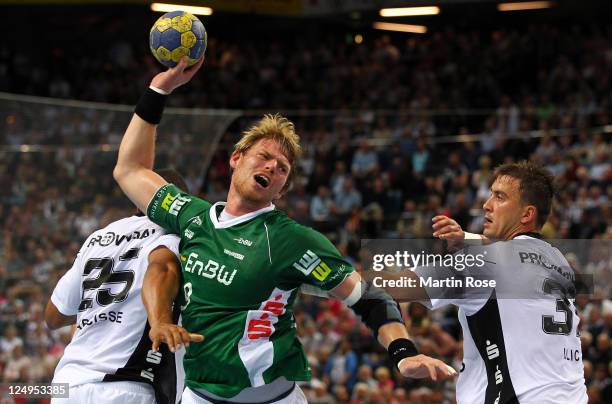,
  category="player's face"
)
[230,138,291,204]
[482,176,525,240]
